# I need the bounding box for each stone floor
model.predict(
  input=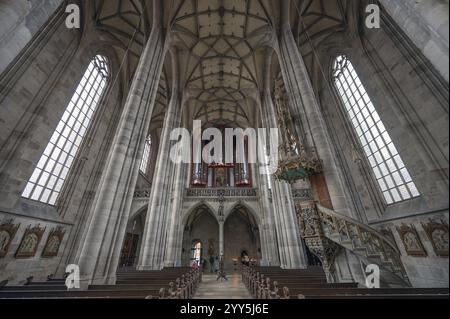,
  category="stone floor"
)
[194,273,253,299]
